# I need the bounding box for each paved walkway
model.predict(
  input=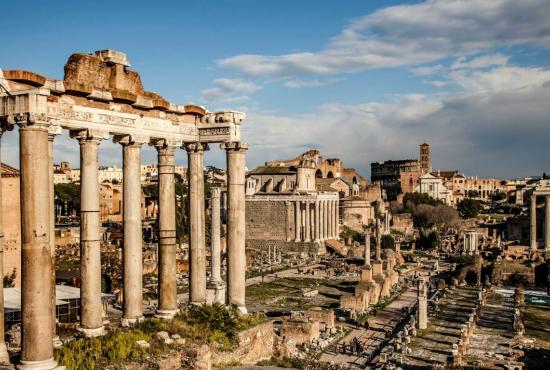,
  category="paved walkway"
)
[319,288,418,369]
